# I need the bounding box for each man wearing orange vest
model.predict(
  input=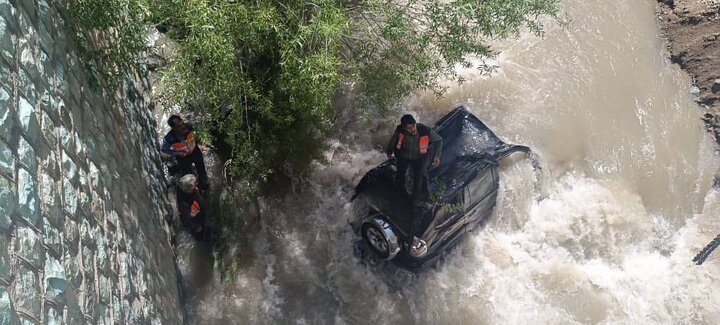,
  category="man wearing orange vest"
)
[386,114,443,204]
[162,115,209,190]
[177,174,206,240]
